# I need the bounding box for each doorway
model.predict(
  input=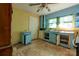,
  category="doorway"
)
[29,16,39,40]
